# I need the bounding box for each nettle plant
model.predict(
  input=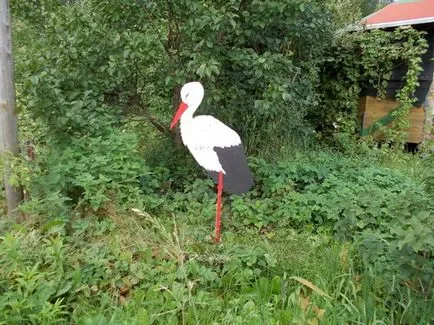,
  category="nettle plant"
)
[18,129,148,218]
[317,26,428,147]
